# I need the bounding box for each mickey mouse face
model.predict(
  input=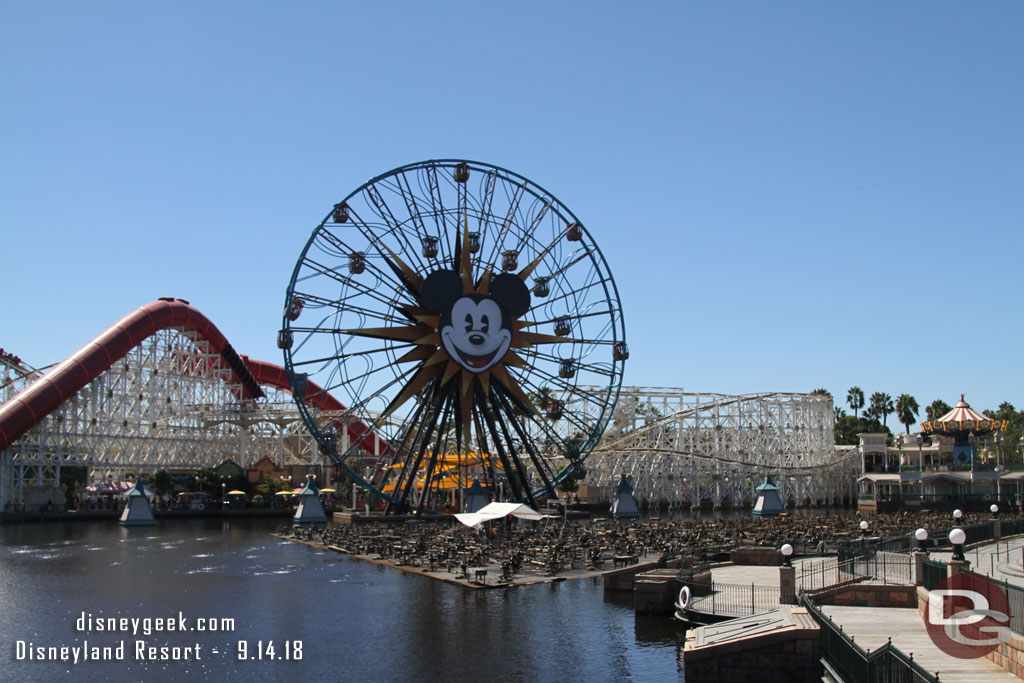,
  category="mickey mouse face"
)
[441,296,511,372]
[422,269,531,375]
